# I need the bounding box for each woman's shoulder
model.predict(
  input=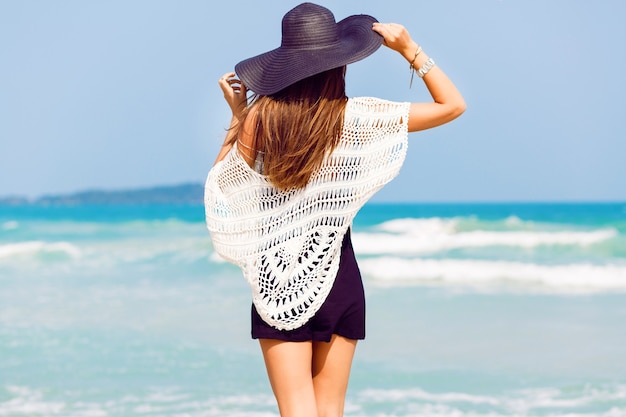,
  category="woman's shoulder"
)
[348,96,394,106]
[346,97,411,117]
